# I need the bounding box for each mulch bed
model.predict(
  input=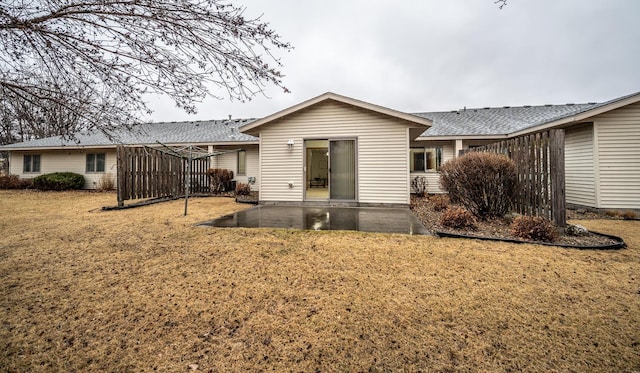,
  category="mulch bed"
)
[410,195,622,247]
[235,191,259,204]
